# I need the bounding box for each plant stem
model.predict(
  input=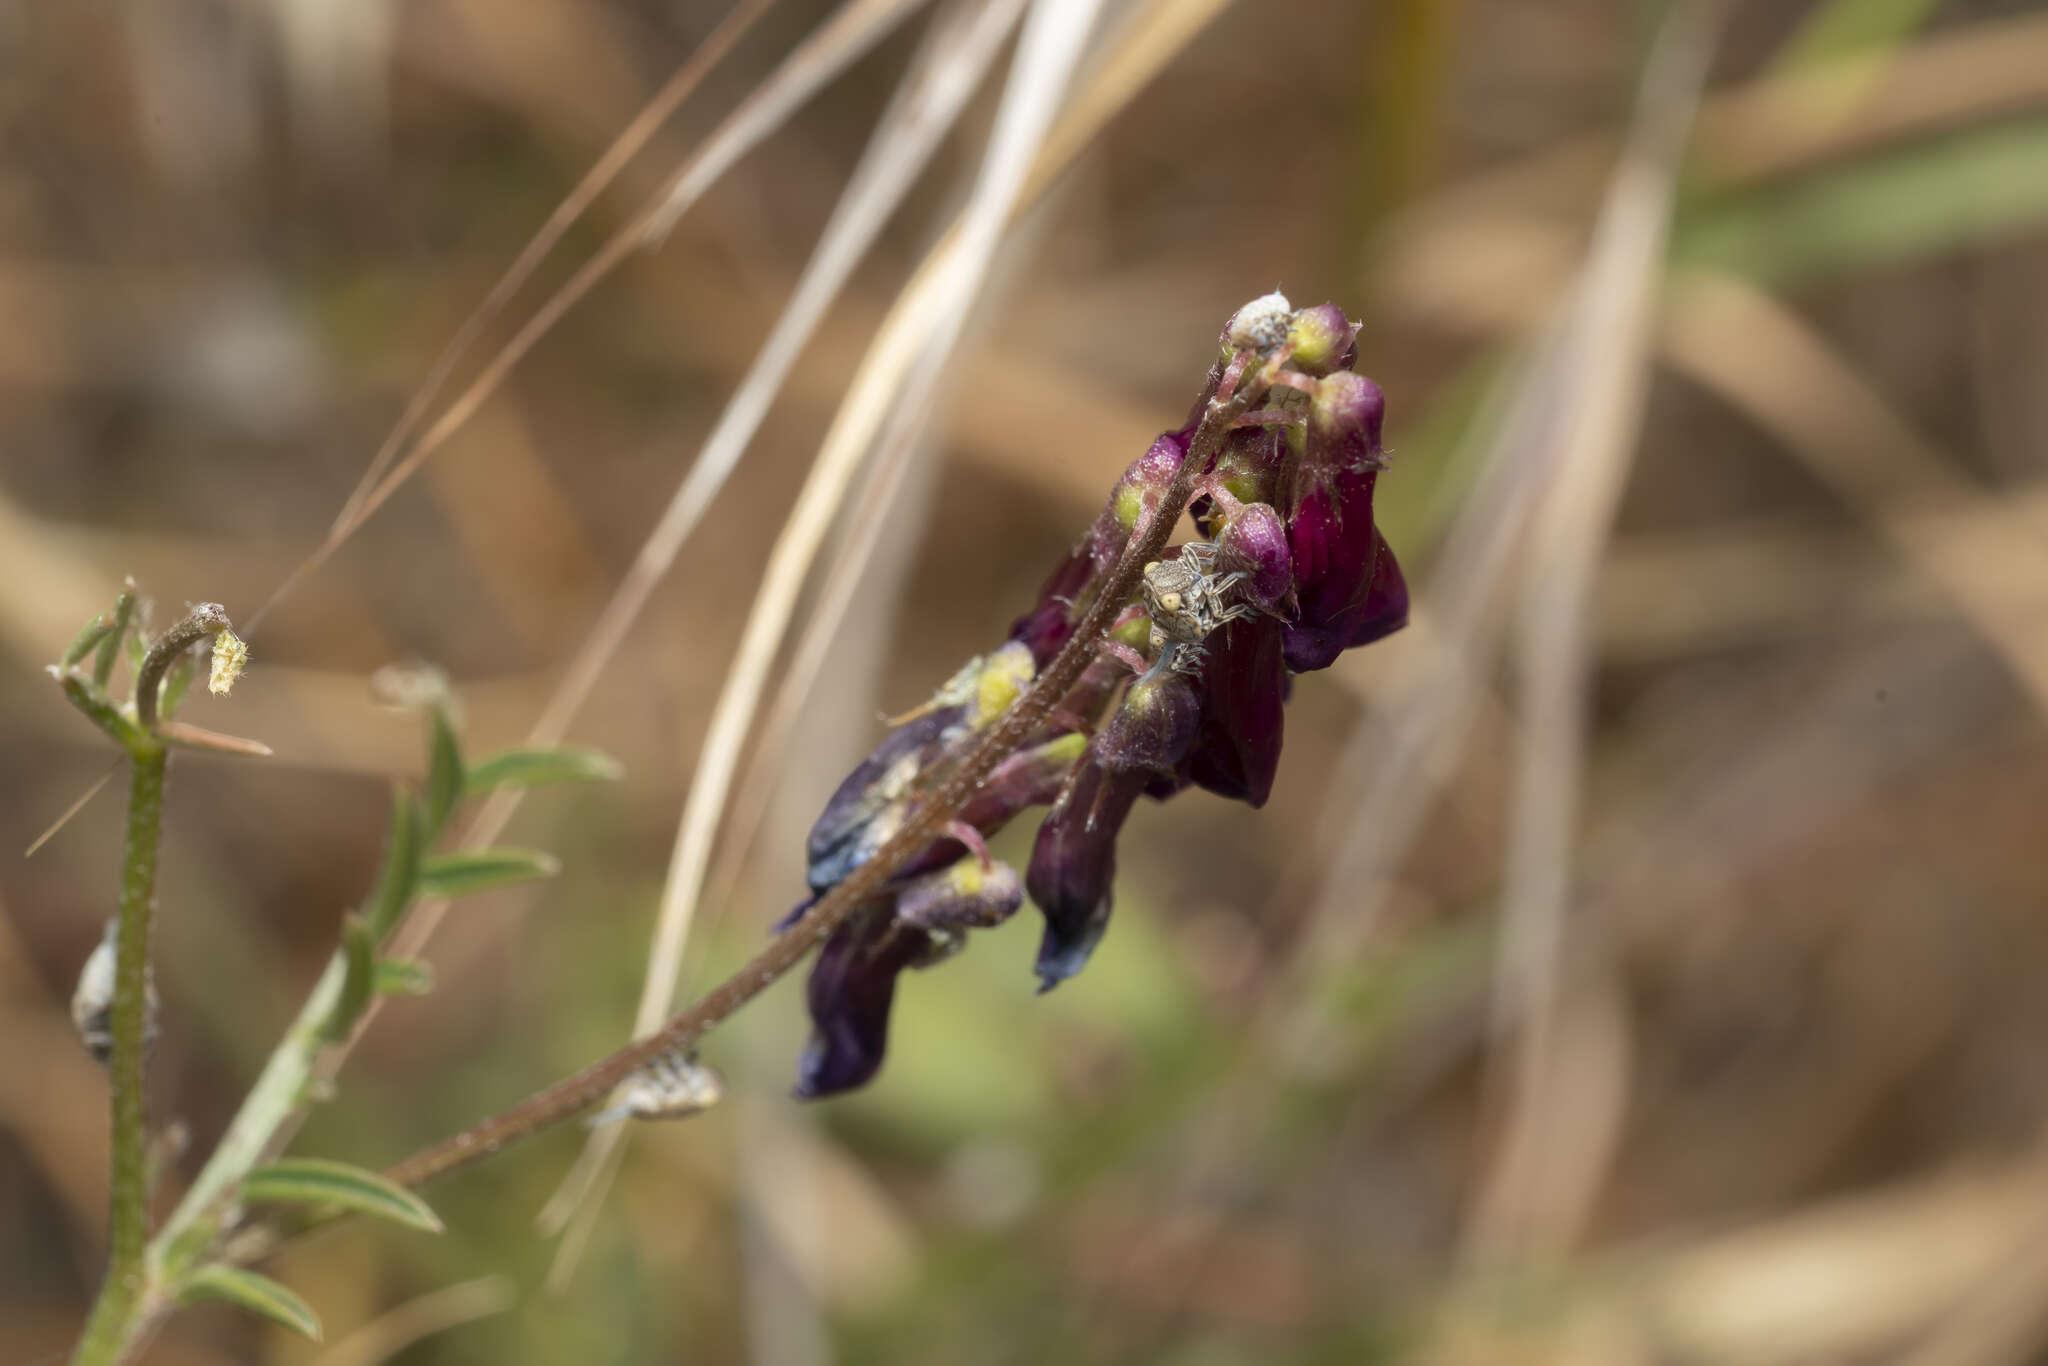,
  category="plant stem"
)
[152,955,348,1266]
[379,350,1275,1192]
[71,740,166,1366]
[135,604,228,732]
